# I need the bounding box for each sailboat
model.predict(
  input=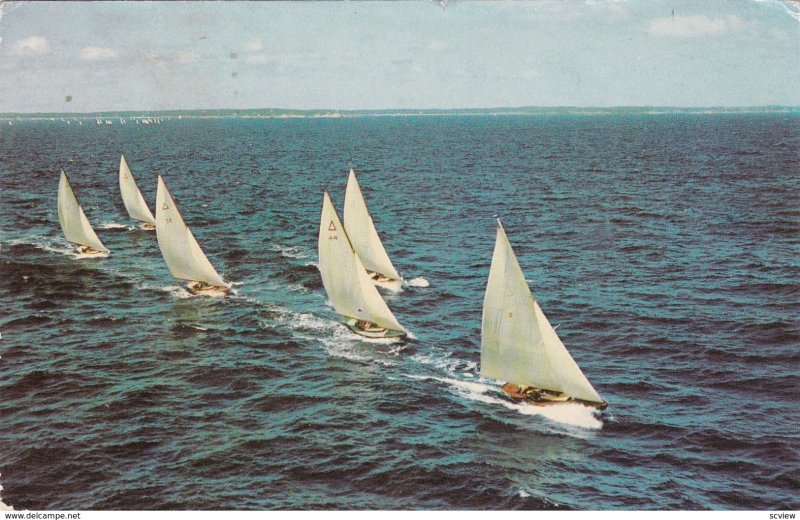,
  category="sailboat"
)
[57,169,110,256]
[343,169,403,291]
[481,221,607,410]
[119,154,156,230]
[155,176,230,296]
[318,191,406,338]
